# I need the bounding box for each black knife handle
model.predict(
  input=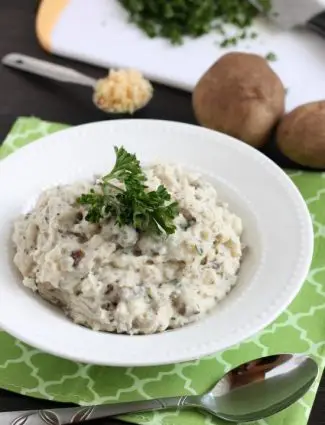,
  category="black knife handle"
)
[308,11,325,37]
